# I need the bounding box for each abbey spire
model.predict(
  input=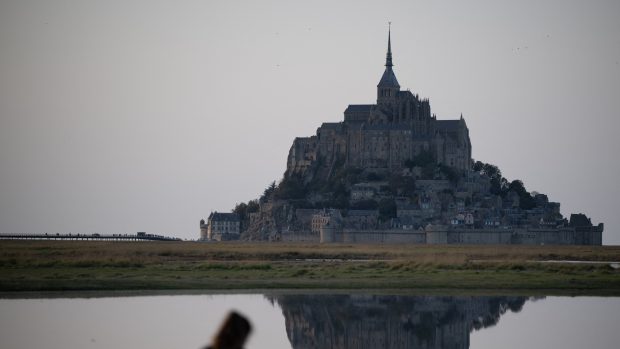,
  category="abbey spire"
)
[385,23,393,67]
[377,23,400,104]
